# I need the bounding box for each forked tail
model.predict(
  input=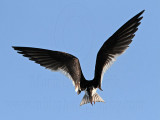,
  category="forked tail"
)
[80,93,104,106]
